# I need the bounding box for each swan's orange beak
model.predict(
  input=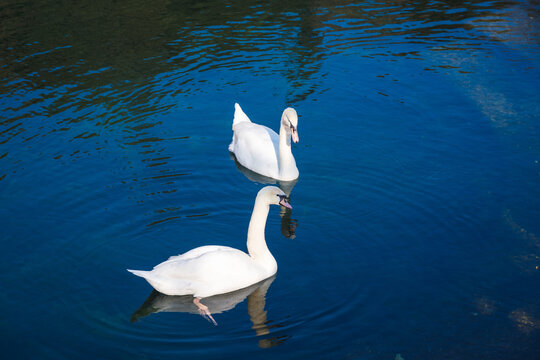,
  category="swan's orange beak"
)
[278,195,292,209]
[291,128,299,143]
